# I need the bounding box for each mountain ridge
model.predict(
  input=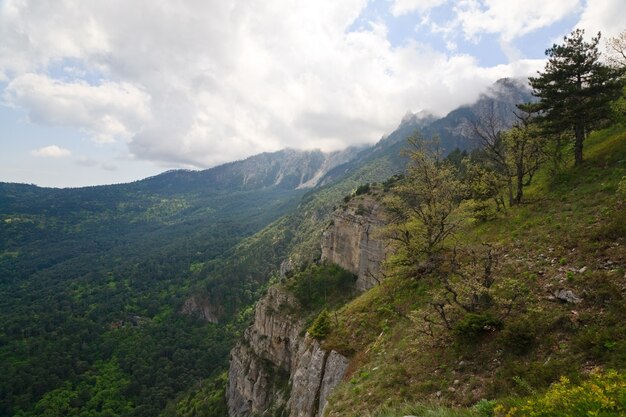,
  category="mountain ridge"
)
[0,77,540,417]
